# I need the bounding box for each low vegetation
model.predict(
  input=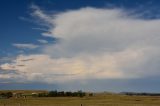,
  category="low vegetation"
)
[0,90,86,98]
[0,90,160,106]
[38,90,86,97]
[0,92,12,99]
